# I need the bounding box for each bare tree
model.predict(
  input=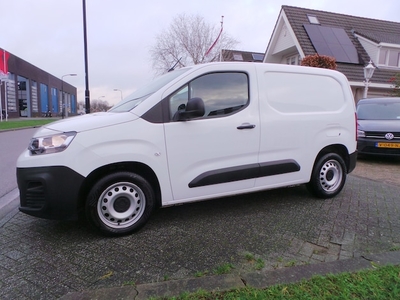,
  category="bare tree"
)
[150,14,239,74]
[90,99,112,113]
[77,100,111,114]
